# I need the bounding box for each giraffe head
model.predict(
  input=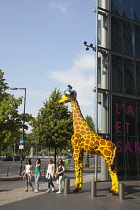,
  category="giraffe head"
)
[58,85,77,104]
